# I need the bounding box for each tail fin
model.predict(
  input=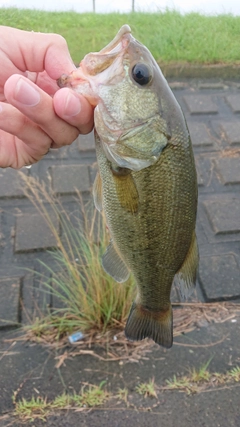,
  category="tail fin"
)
[125,303,173,348]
